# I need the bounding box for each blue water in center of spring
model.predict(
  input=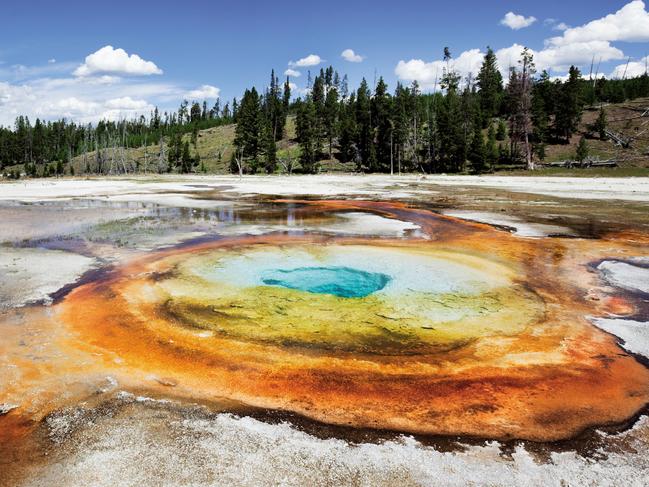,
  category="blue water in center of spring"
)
[260,266,391,298]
